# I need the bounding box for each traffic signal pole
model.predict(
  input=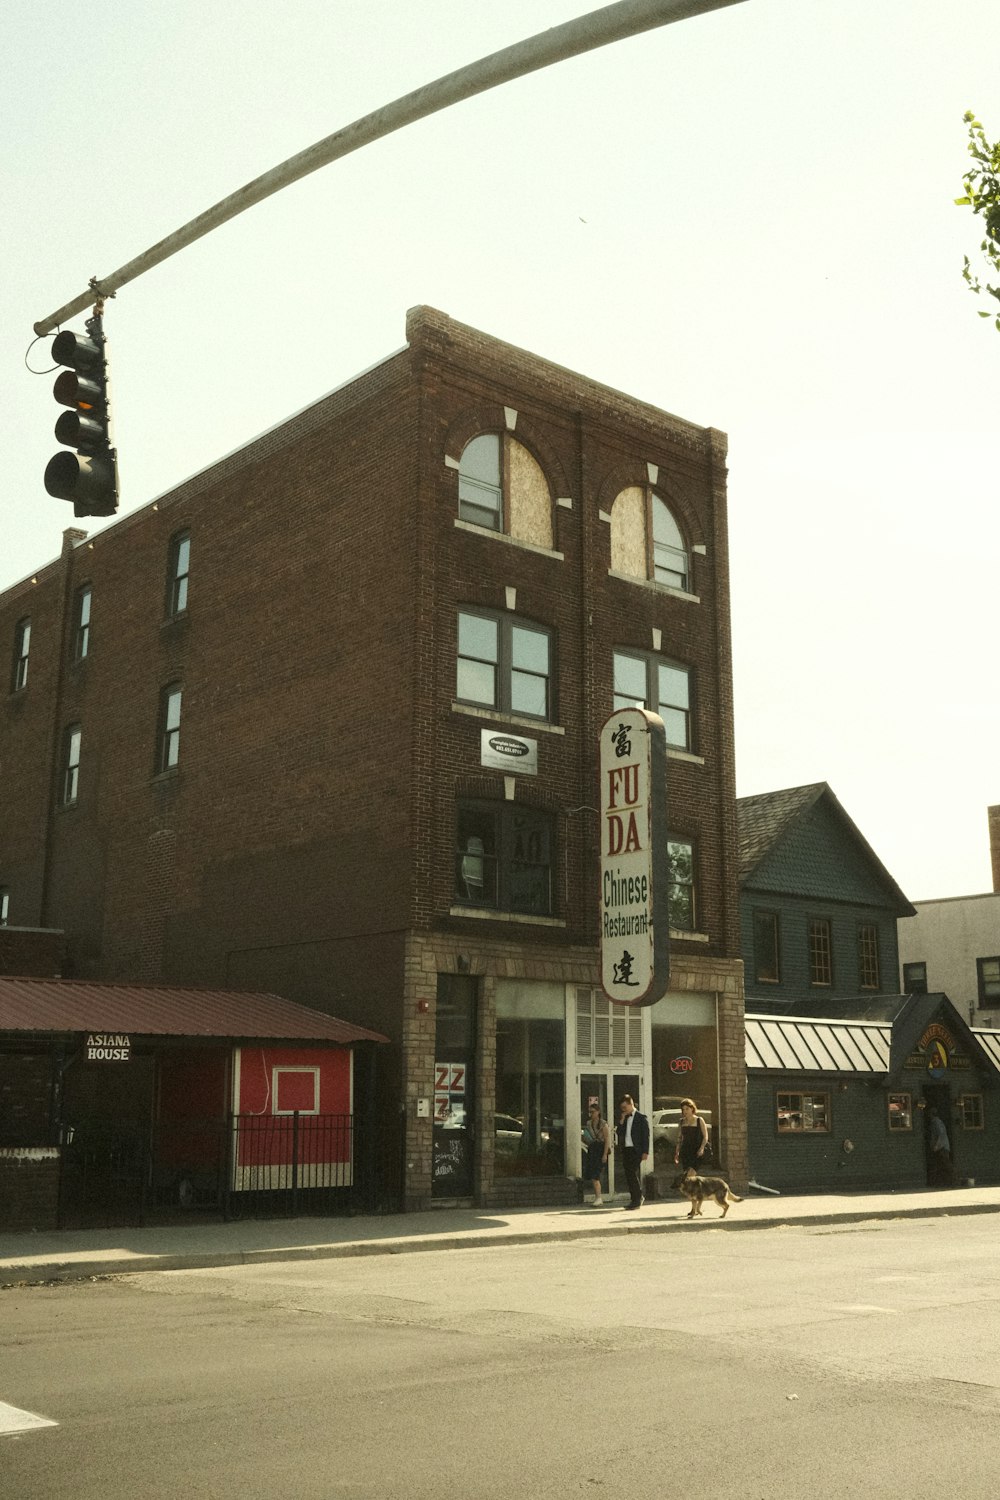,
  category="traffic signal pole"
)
[32,0,746,337]
[44,305,119,516]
